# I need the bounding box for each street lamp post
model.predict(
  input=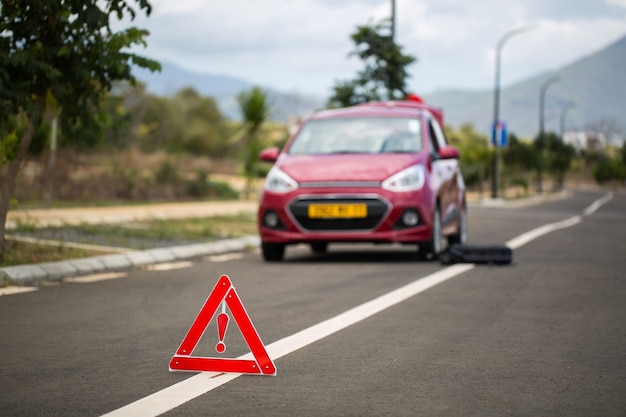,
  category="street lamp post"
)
[390,0,396,41]
[537,75,560,193]
[492,25,536,199]
[560,102,576,138]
